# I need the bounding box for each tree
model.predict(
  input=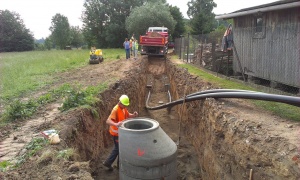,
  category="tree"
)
[81,0,165,48]
[125,2,176,39]
[187,0,216,34]
[70,26,84,48]
[44,36,53,50]
[49,13,70,49]
[0,10,34,52]
[168,5,185,40]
